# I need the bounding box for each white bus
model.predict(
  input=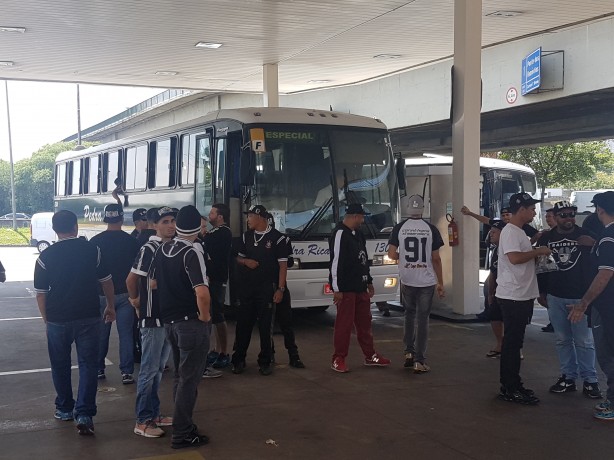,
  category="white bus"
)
[54,107,403,309]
